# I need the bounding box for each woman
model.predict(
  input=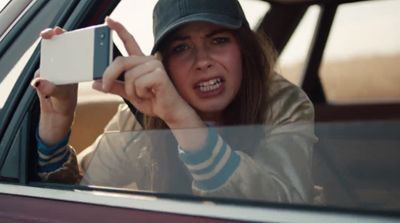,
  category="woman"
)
[32,0,317,203]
